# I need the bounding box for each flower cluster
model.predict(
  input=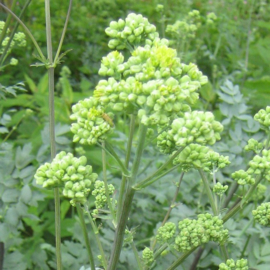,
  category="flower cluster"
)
[166,10,201,40]
[254,106,270,128]
[247,149,270,181]
[35,151,98,205]
[174,213,228,252]
[231,170,255,185]
[219,258,248,270]
[105,13,158,50]
[172,143,230,172]
[206,12,218,26]
[157,111,223,153]
[142,247,154,265]
[244,138,263,154]
[213,182,228,196]
[0,21,26,69]
[252,202,270,226]
[70,97,113,145]
[92,180,115,214]
[251,184,266,201]
[156,222,176,243]
[94,43,207,127]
